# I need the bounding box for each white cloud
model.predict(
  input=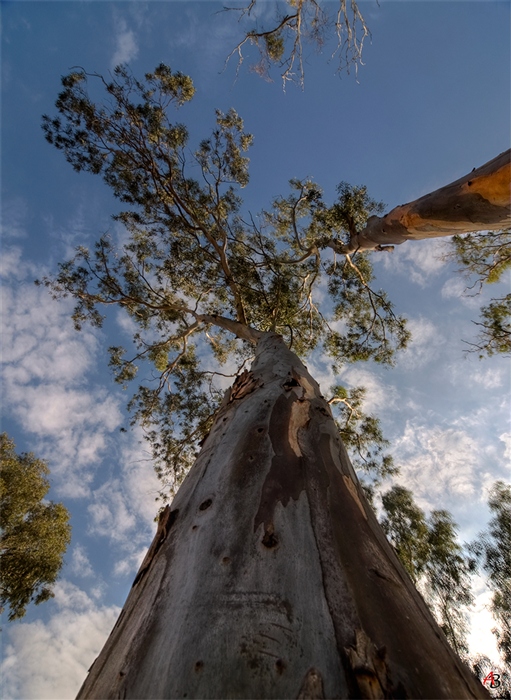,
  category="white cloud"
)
[0,581,120,700]
[441,277,482,308]
[1,251,124,497]
[399,316,445,369]
[471,366,505,389]
[1,196,28,240]
[467,575,501,664]
[70,544,94,578]
[111,18,138,68]
[88,428,160,576]
[392,422,483,510]
[339,367,398,414]
[0,246,25,279]
[500,432,511,461]
[381,238,449,287]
